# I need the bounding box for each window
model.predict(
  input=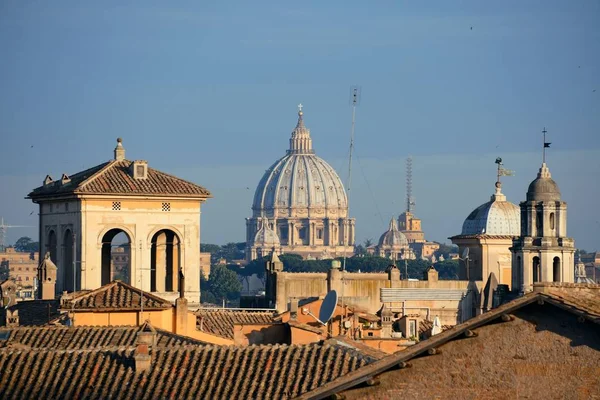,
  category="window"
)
[280,227,289,240]
[26,277,29,281]
[65,202,69,212]
[298,227,307,240]
[409,320,417,338]
[162,202,171,212]
[112,201,121,211]
[316,228,323,240]
[549,212,555,230]
[367,332,374,337]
